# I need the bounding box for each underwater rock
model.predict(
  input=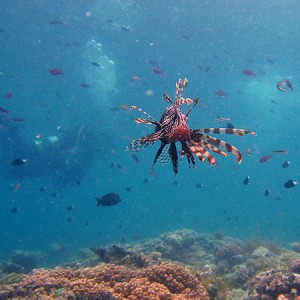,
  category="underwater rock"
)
[1,250,40,274]
[251,246,272,259]
[291,242,300,254]
[90,244,153,268]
